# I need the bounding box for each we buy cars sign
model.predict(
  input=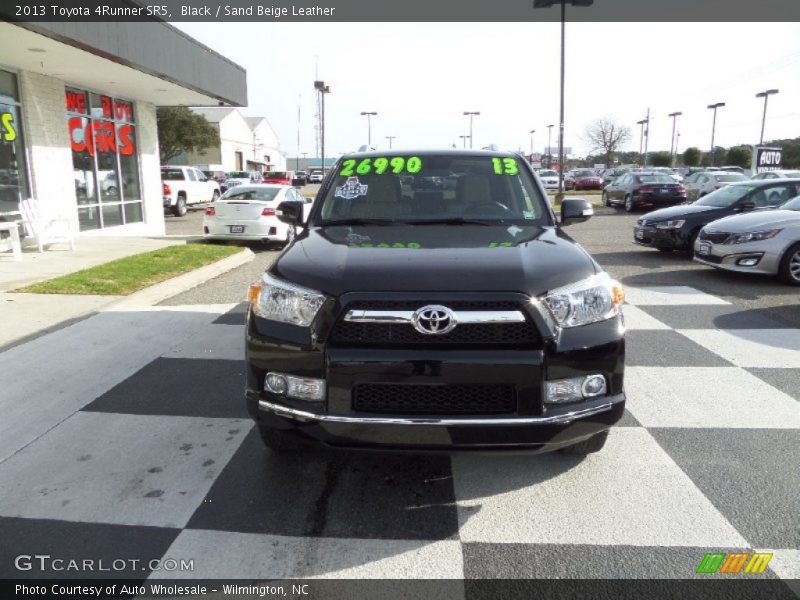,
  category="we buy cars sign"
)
[752,146,783,174]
